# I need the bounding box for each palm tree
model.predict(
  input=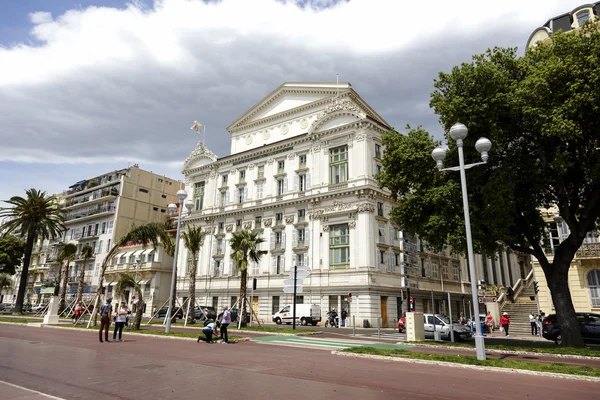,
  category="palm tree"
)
[0,189,65,313]
[89,222,174,325]
[57,243,77,313]
[230,230,267,326]
[76,244,94,304]
[182,226,202,324]
[0,273,13,293]
[114,273,143,330]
